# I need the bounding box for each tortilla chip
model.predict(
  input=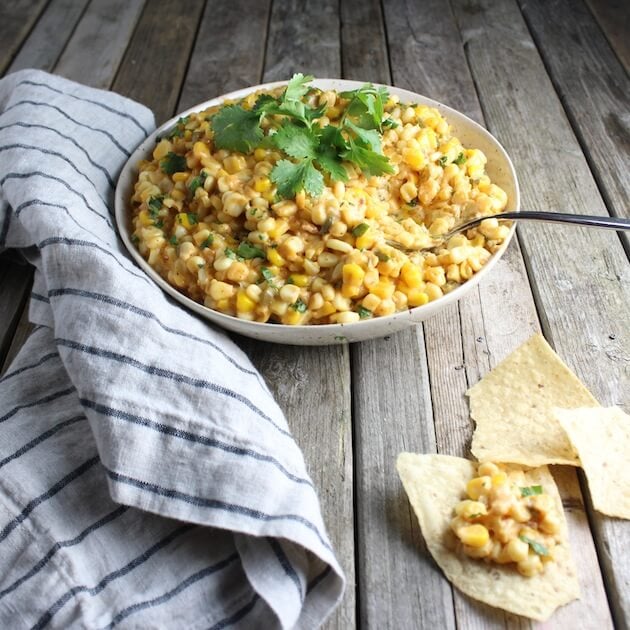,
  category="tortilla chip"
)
[468,334,599,466]
[396,452,580,620]
[555,407,630,519]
